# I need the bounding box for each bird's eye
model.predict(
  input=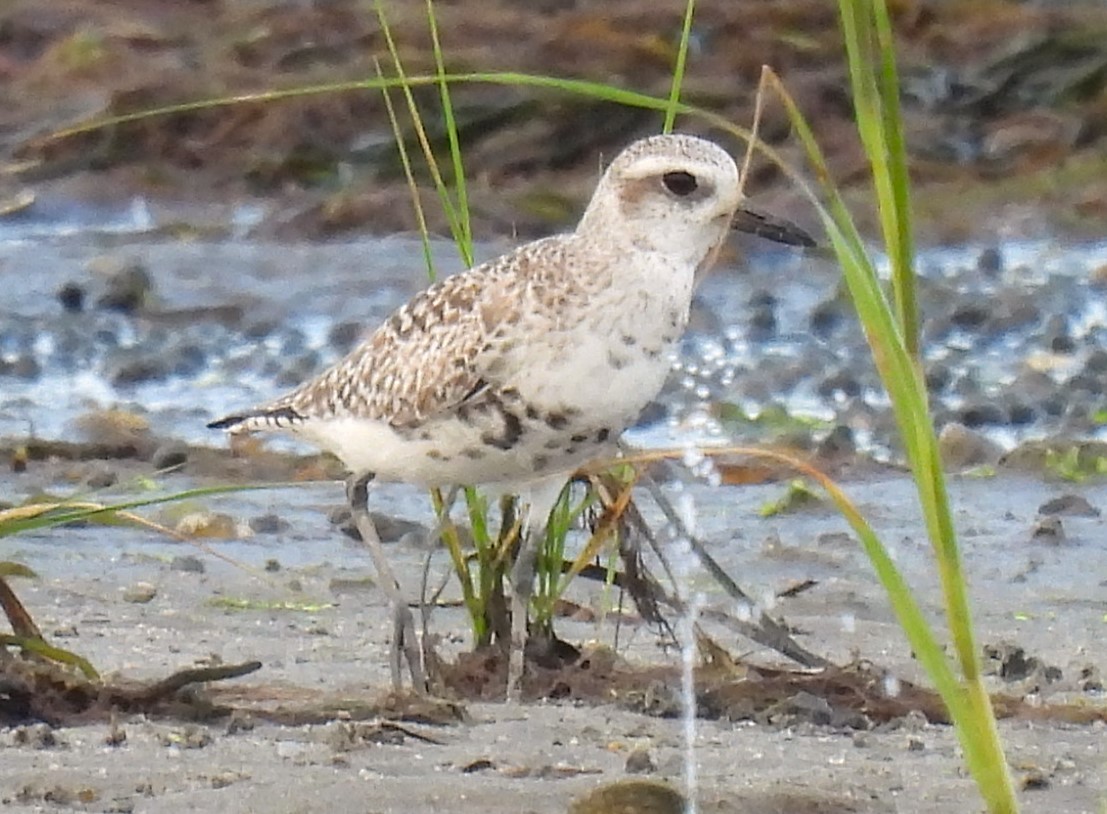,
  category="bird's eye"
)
[662,171,698,197]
